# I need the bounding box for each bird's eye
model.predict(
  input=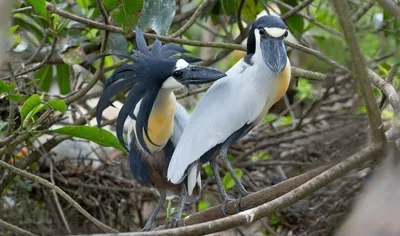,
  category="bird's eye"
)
[172,70,183,79]
[283,30,288,38]
[258,27,266,36]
